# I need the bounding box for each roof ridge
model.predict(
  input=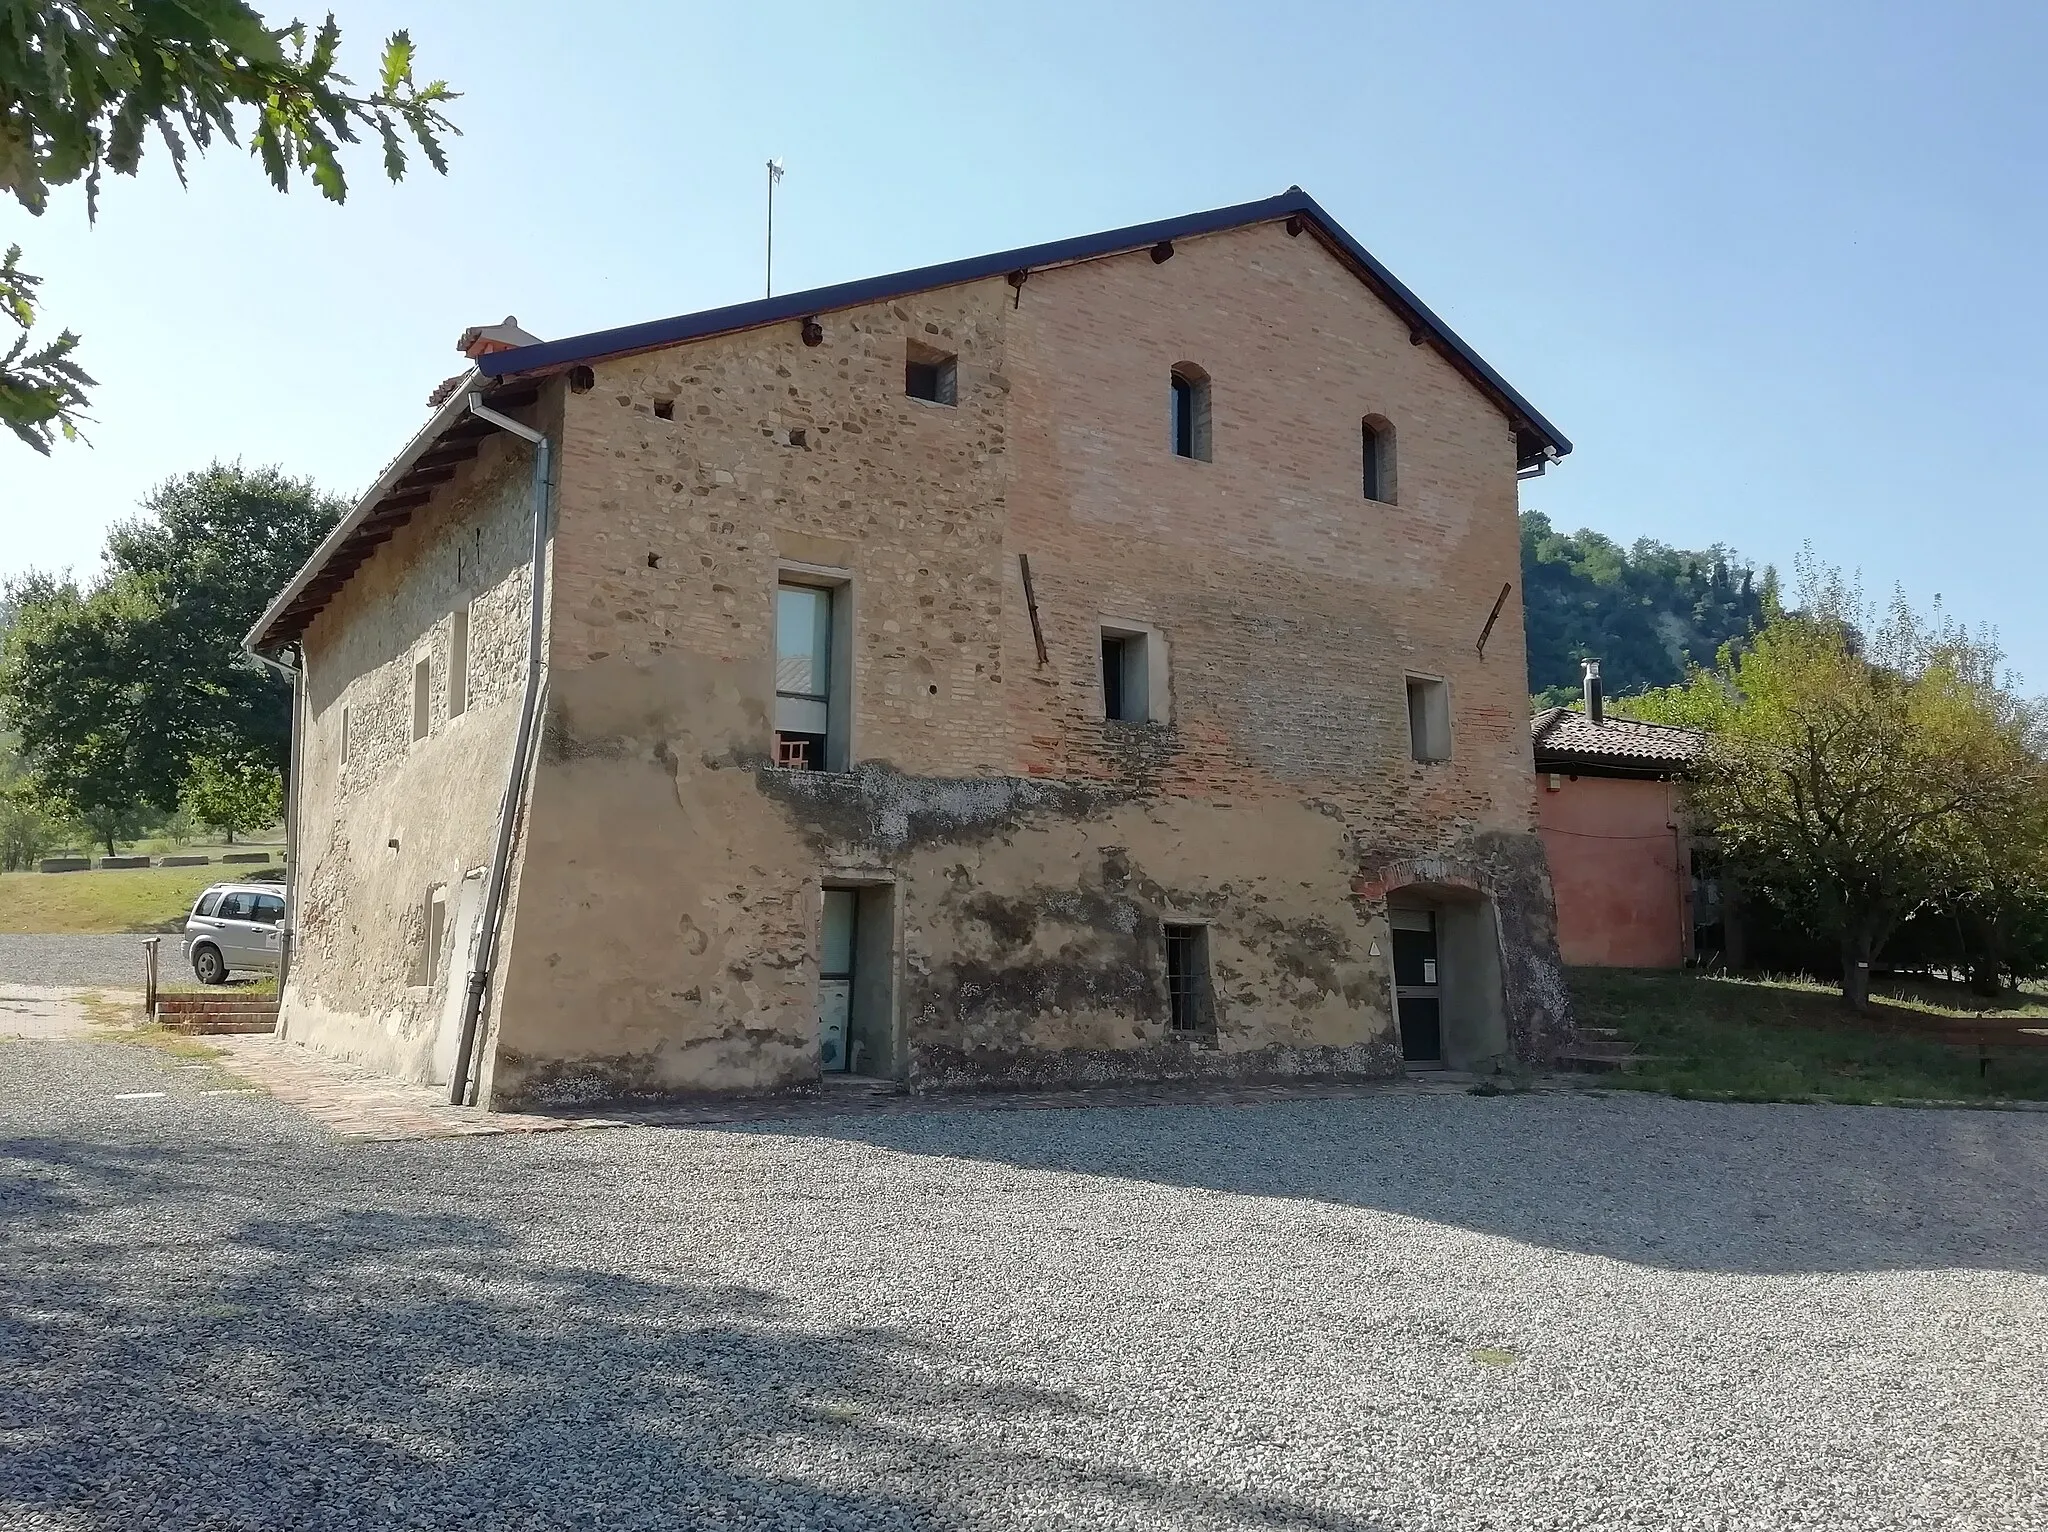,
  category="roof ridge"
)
[475,187,1569,468]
